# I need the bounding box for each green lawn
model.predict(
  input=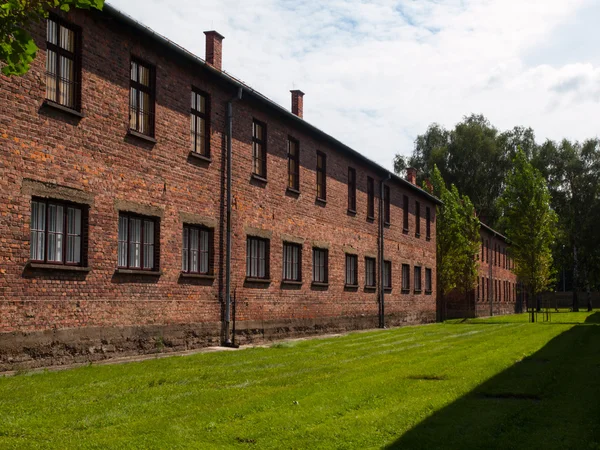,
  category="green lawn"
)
[1,312,599,449]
